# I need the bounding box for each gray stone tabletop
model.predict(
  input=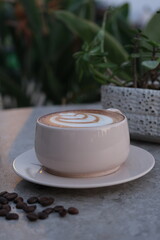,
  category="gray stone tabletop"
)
[0,104,160,240]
